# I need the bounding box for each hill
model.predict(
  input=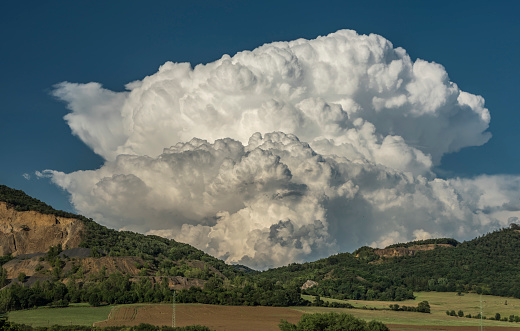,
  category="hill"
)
[256,226,520,302]
[0,185,306,312]
[0,185,239,279]
[2,184,520,313]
